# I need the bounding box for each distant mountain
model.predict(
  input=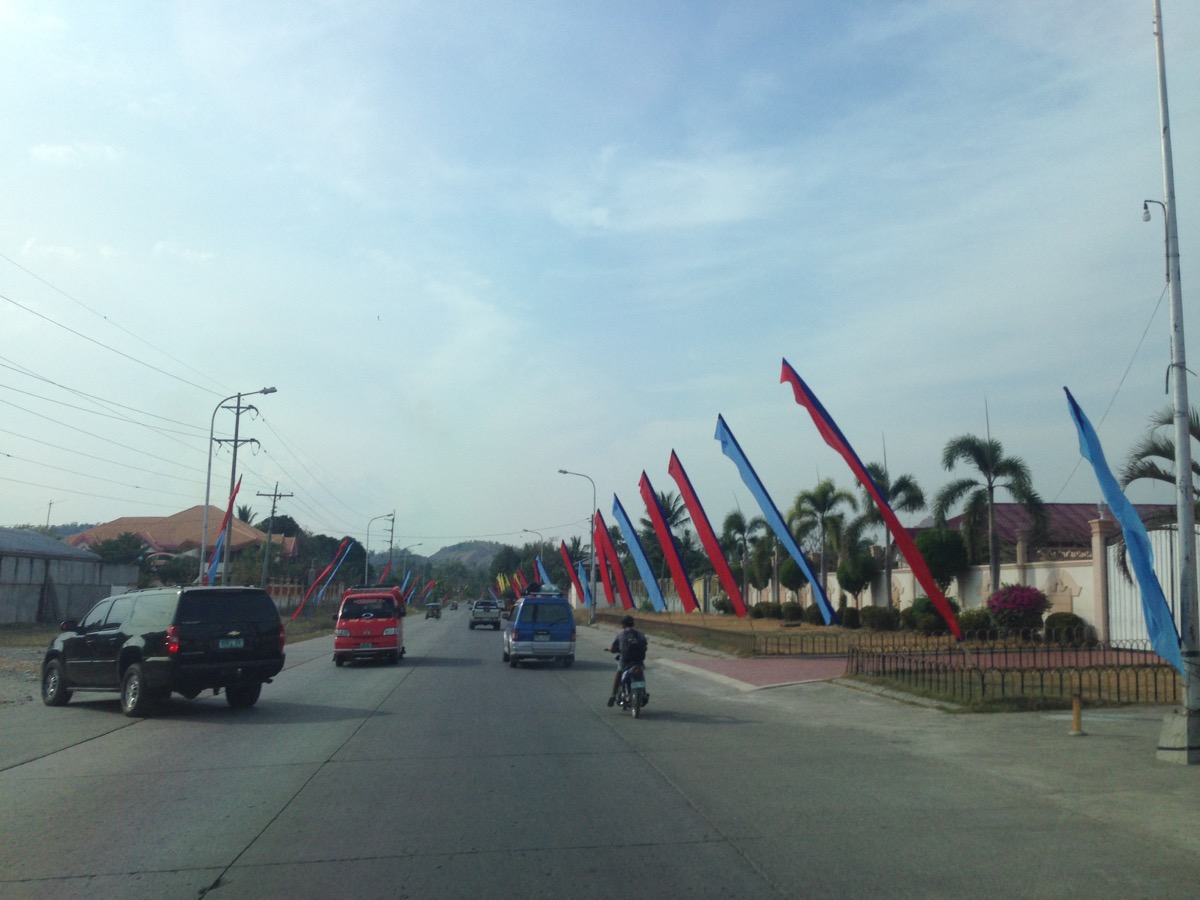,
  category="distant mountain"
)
[430,540,502,570]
